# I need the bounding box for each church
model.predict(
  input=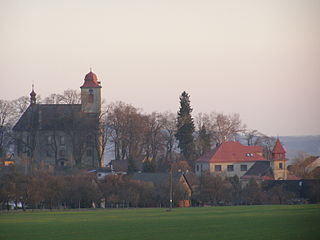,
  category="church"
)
[13,71,103,169]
